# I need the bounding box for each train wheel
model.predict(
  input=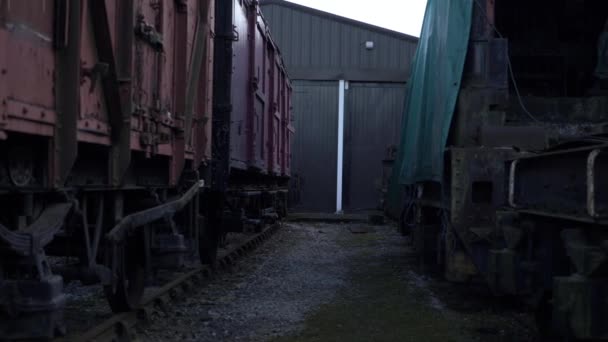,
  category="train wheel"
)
[199,217,220,266]
[104,240,145,312]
